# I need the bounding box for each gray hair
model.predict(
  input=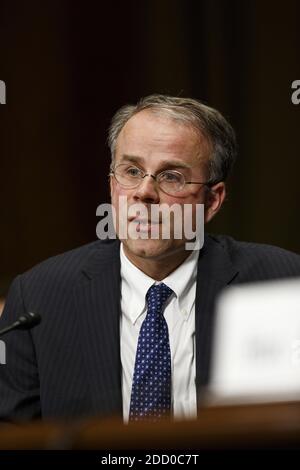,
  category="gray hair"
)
[108,94,237,183]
